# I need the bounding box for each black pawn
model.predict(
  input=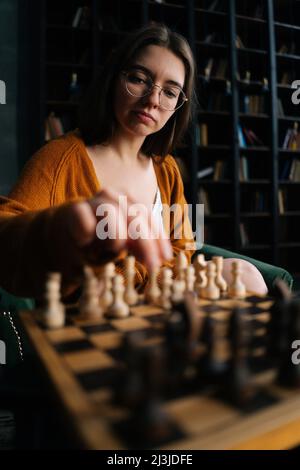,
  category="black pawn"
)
[224,308,256,407]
